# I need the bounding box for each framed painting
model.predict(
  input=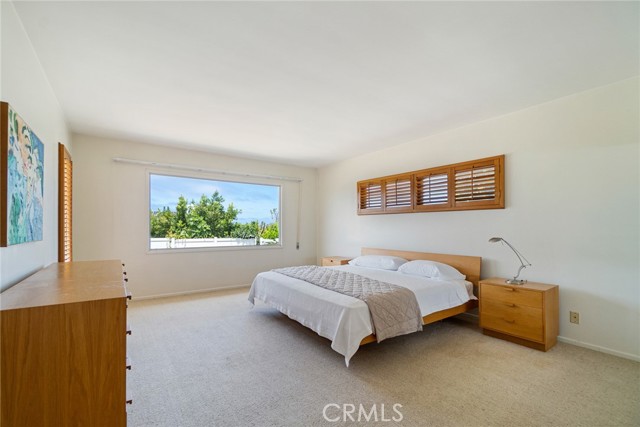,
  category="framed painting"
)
[0,102,45,246]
